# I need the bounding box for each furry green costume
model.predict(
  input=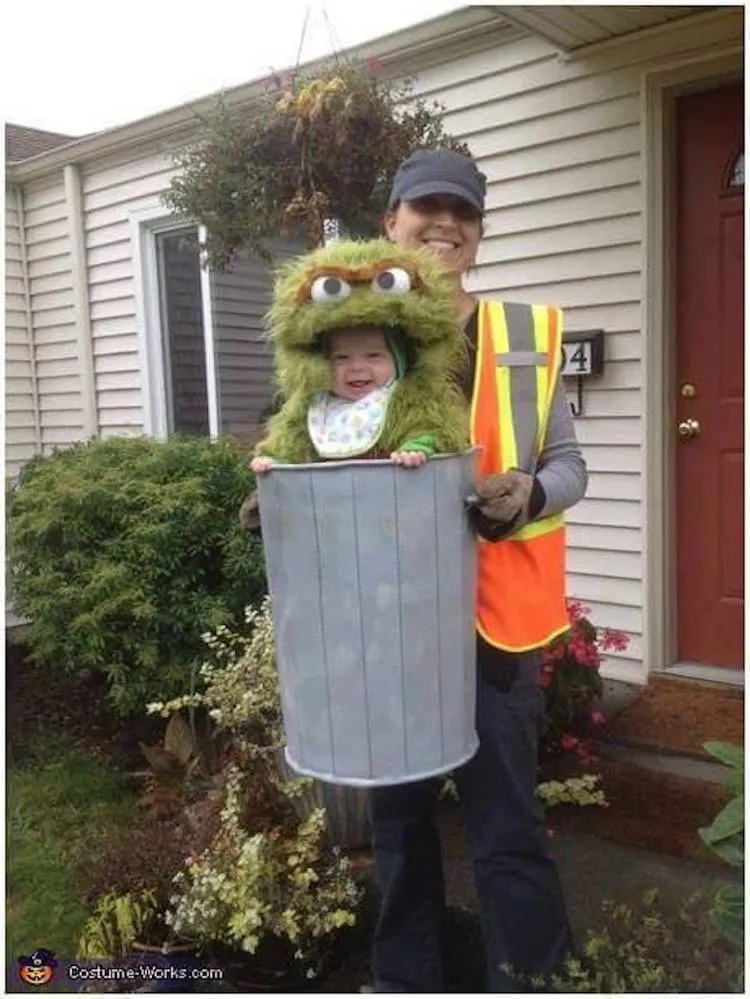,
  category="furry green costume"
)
[253,238,470,463]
